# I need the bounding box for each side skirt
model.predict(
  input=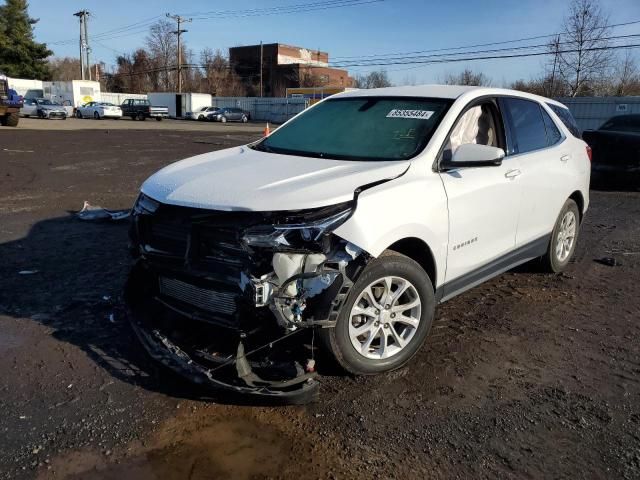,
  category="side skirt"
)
[435,234,550,304]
